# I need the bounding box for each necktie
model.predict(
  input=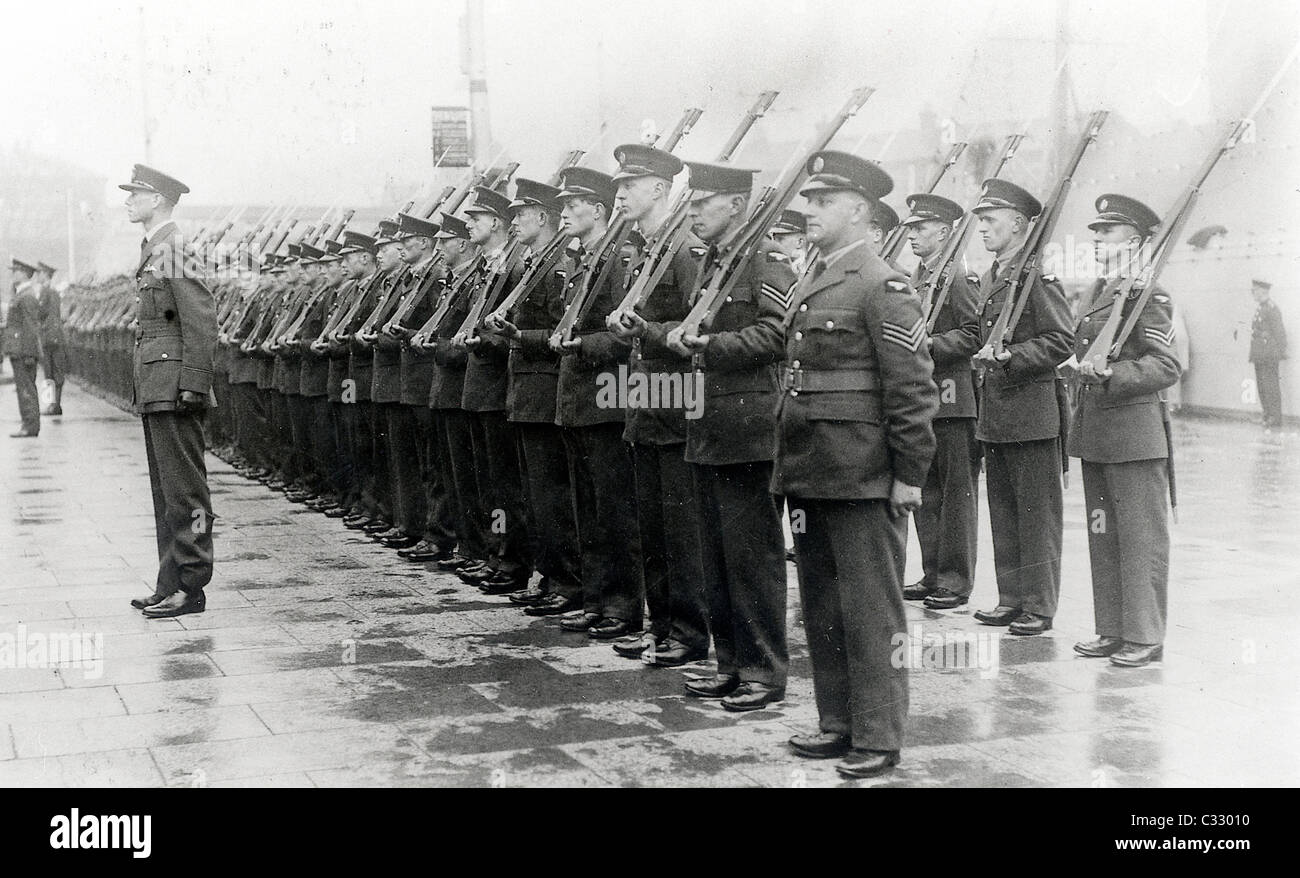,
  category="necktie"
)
[990,259,1000,279]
